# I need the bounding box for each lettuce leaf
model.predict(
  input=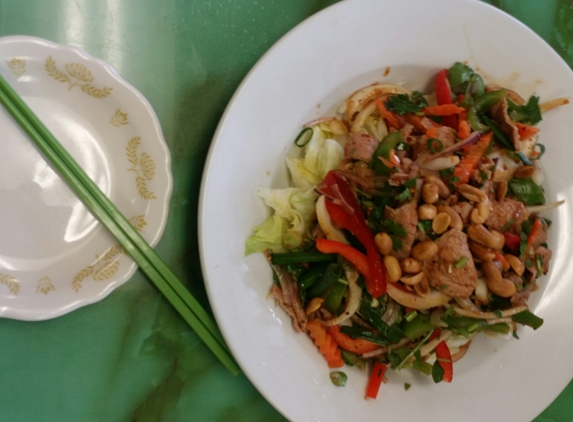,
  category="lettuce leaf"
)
[286,127,343,188]
[245,188,318,254]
